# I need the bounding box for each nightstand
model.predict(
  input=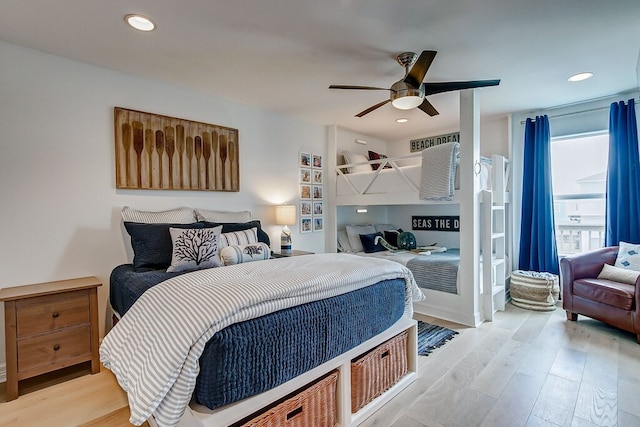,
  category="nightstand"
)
[0,276,102,401]
[271,250,315,258]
